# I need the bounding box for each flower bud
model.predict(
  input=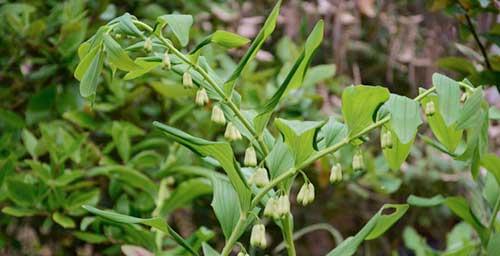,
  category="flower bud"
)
[381,131,393,149]
[297,184,307,205]
[224,122,242,141]
[276,195,290,217]
[144,37,153,52]
[244,146,257,167]
[264,197,277,218]
[195,88,209,106]
[305,183,315,203]
[211,105,226,124]
[460,93,468,103]
[298,183,314,205]
[250,224,267,248]
[329,163,342,183]
[237,252,249,256]
[114,33,122,39]
[162,51,171,70]
[249,167,269,187]
[183,71,193,88]
[424,101,435,116]
[352,151,364,171]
